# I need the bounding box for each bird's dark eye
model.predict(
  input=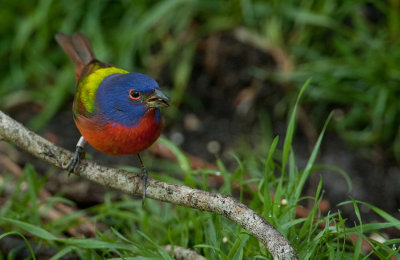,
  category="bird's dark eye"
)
[129,89,141,100]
